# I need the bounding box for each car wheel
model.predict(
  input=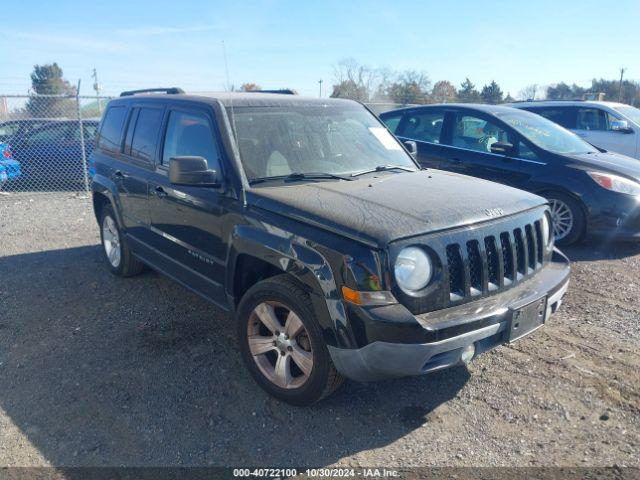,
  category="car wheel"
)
[545,192,586,246]
[237,275,344,406]
[99,204,145,277]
